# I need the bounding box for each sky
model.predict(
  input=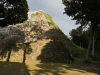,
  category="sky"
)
[27,0,81,37]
